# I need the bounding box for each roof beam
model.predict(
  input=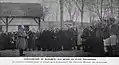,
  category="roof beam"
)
[8,18,14,24]
[0,18,6,24]
[33,18,39,24]
[0,16,41,18]
[0,25,38,26]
